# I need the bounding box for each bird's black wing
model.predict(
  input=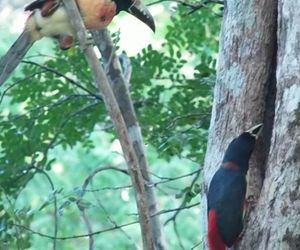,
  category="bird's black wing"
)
[207,168,246,247]
[25,0,47,11]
